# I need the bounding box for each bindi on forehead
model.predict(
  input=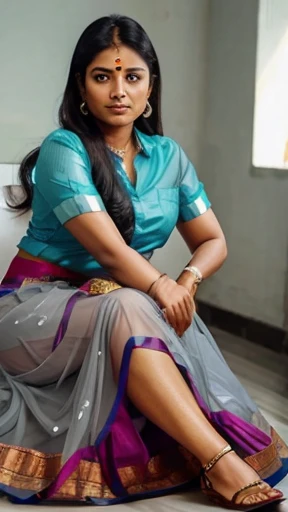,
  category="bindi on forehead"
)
[111,28,123,71]
[115,56,122,71]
